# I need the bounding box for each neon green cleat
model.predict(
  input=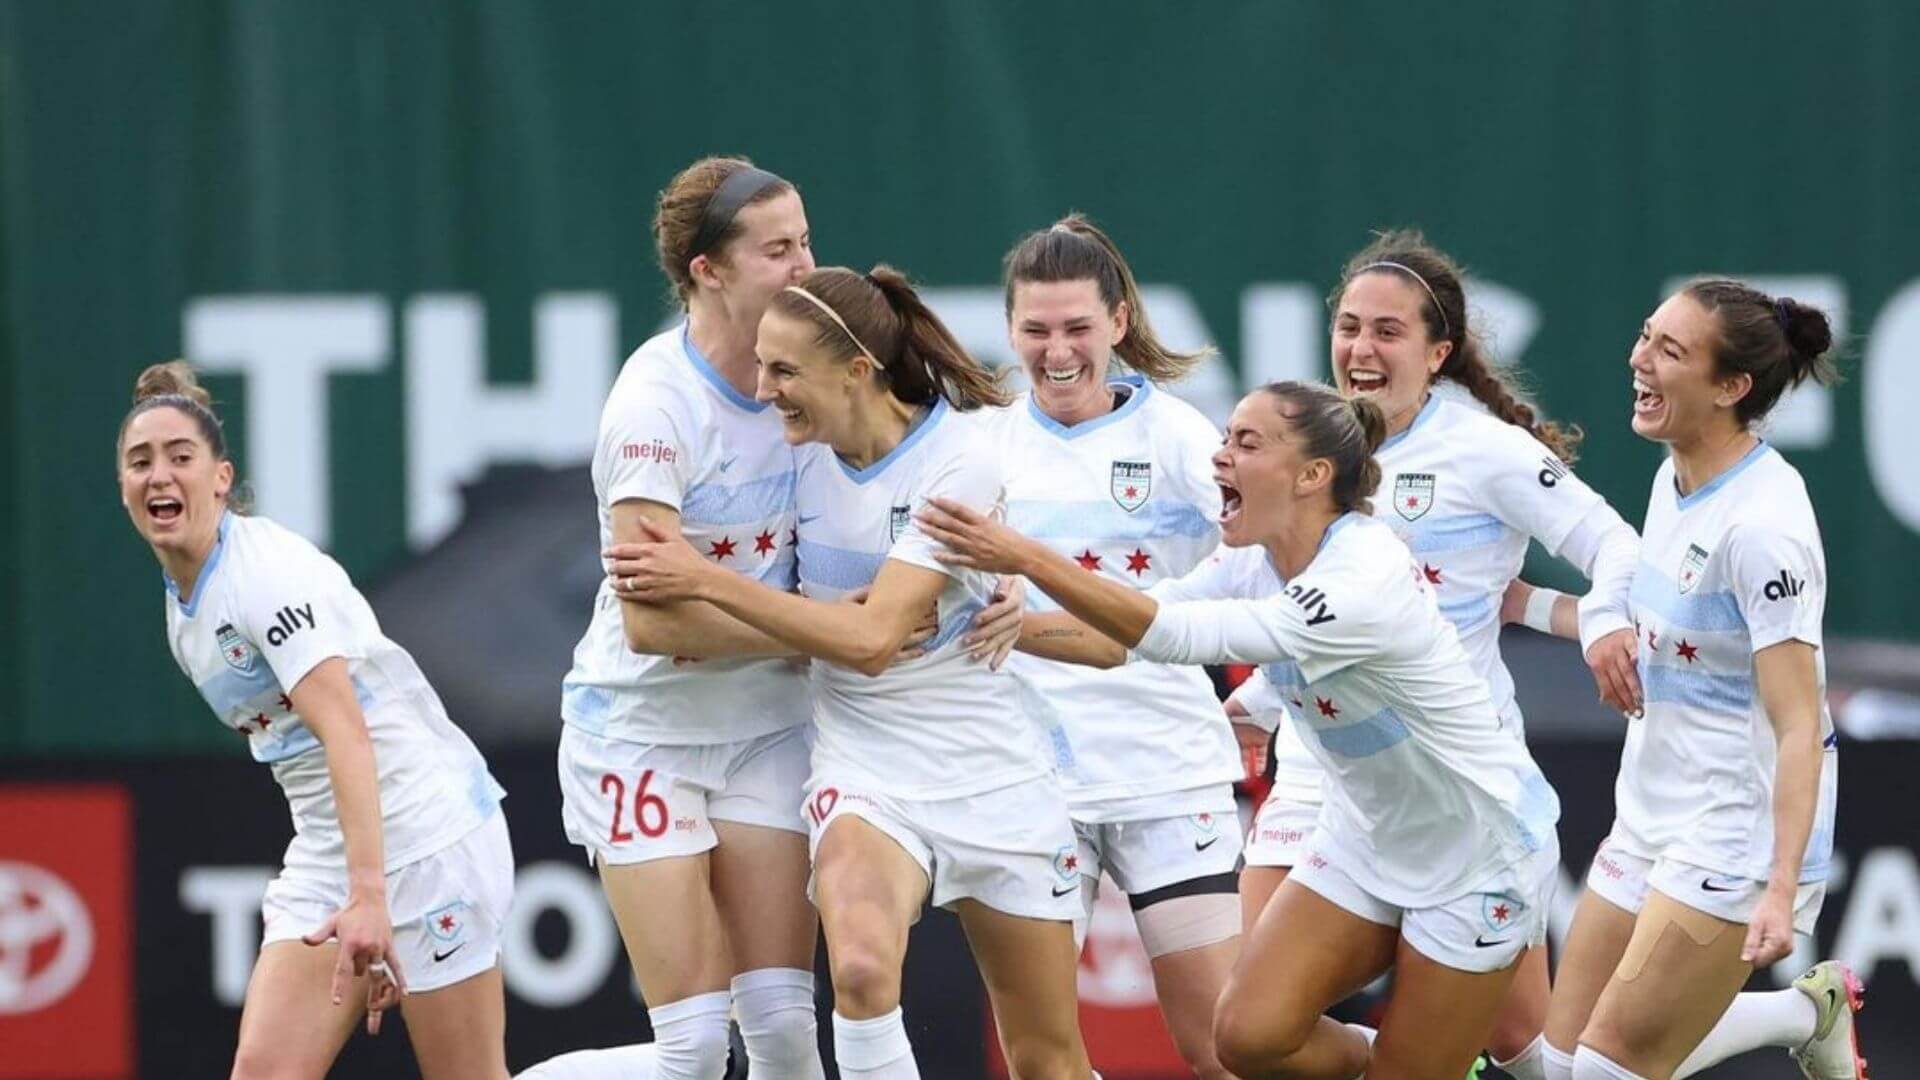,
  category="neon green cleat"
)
[1464,1053,1488,1079]
[1790,960,1868,1079]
